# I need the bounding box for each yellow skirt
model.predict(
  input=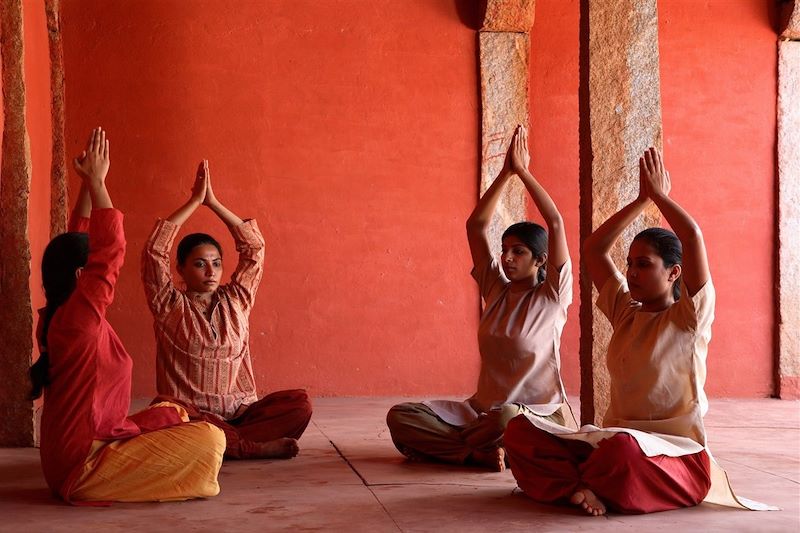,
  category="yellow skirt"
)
[69,402,225,503]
